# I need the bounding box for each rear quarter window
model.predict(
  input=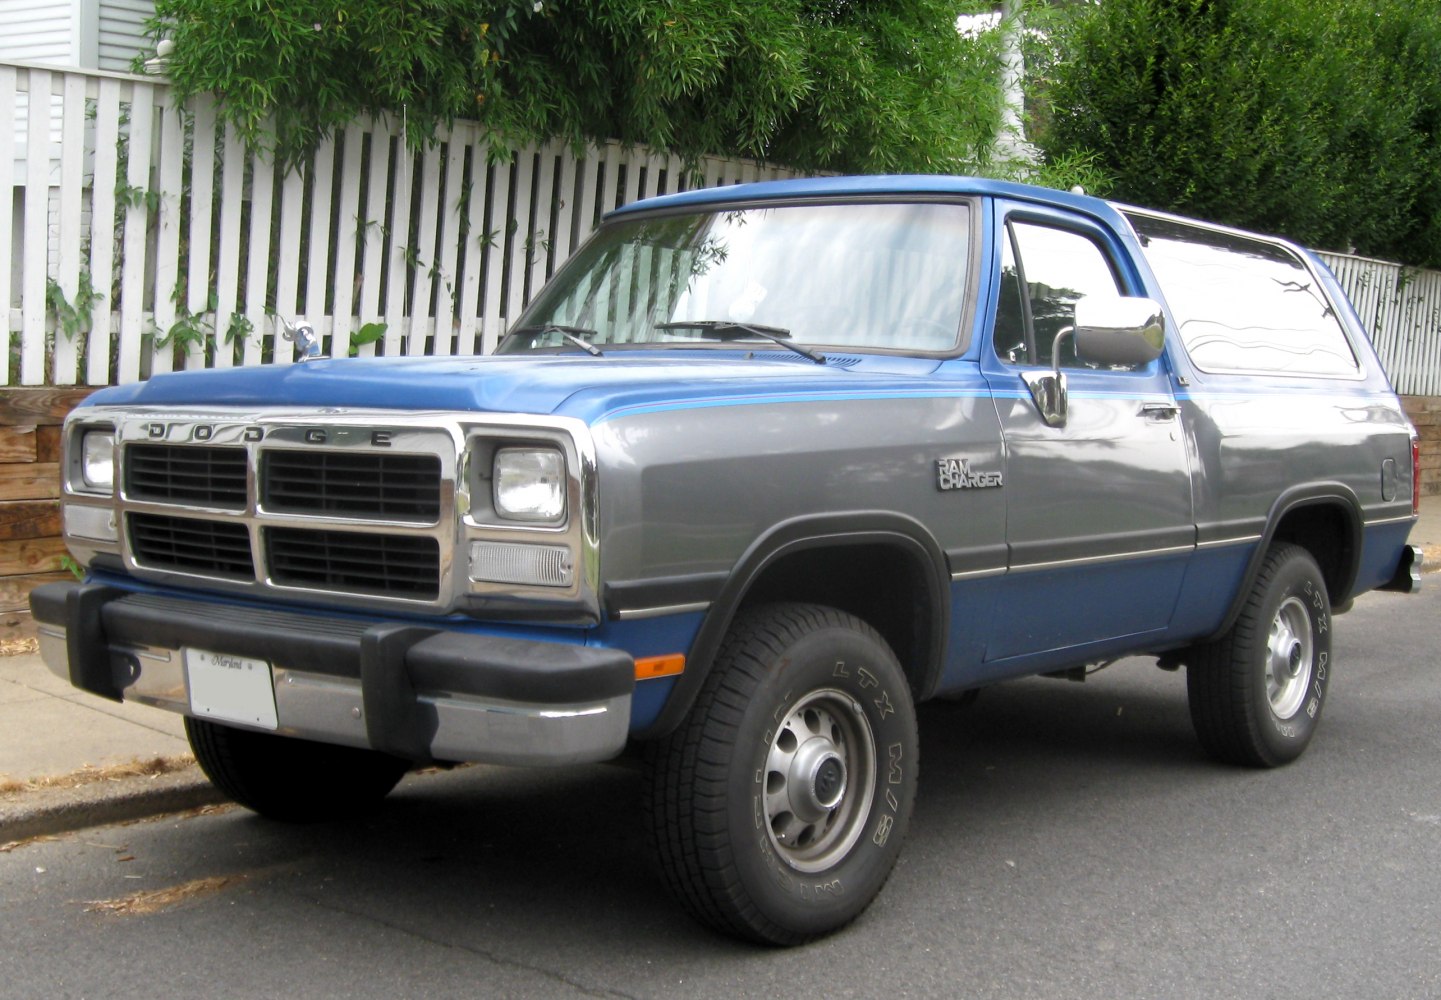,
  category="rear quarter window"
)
[1126,214,1359,378]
